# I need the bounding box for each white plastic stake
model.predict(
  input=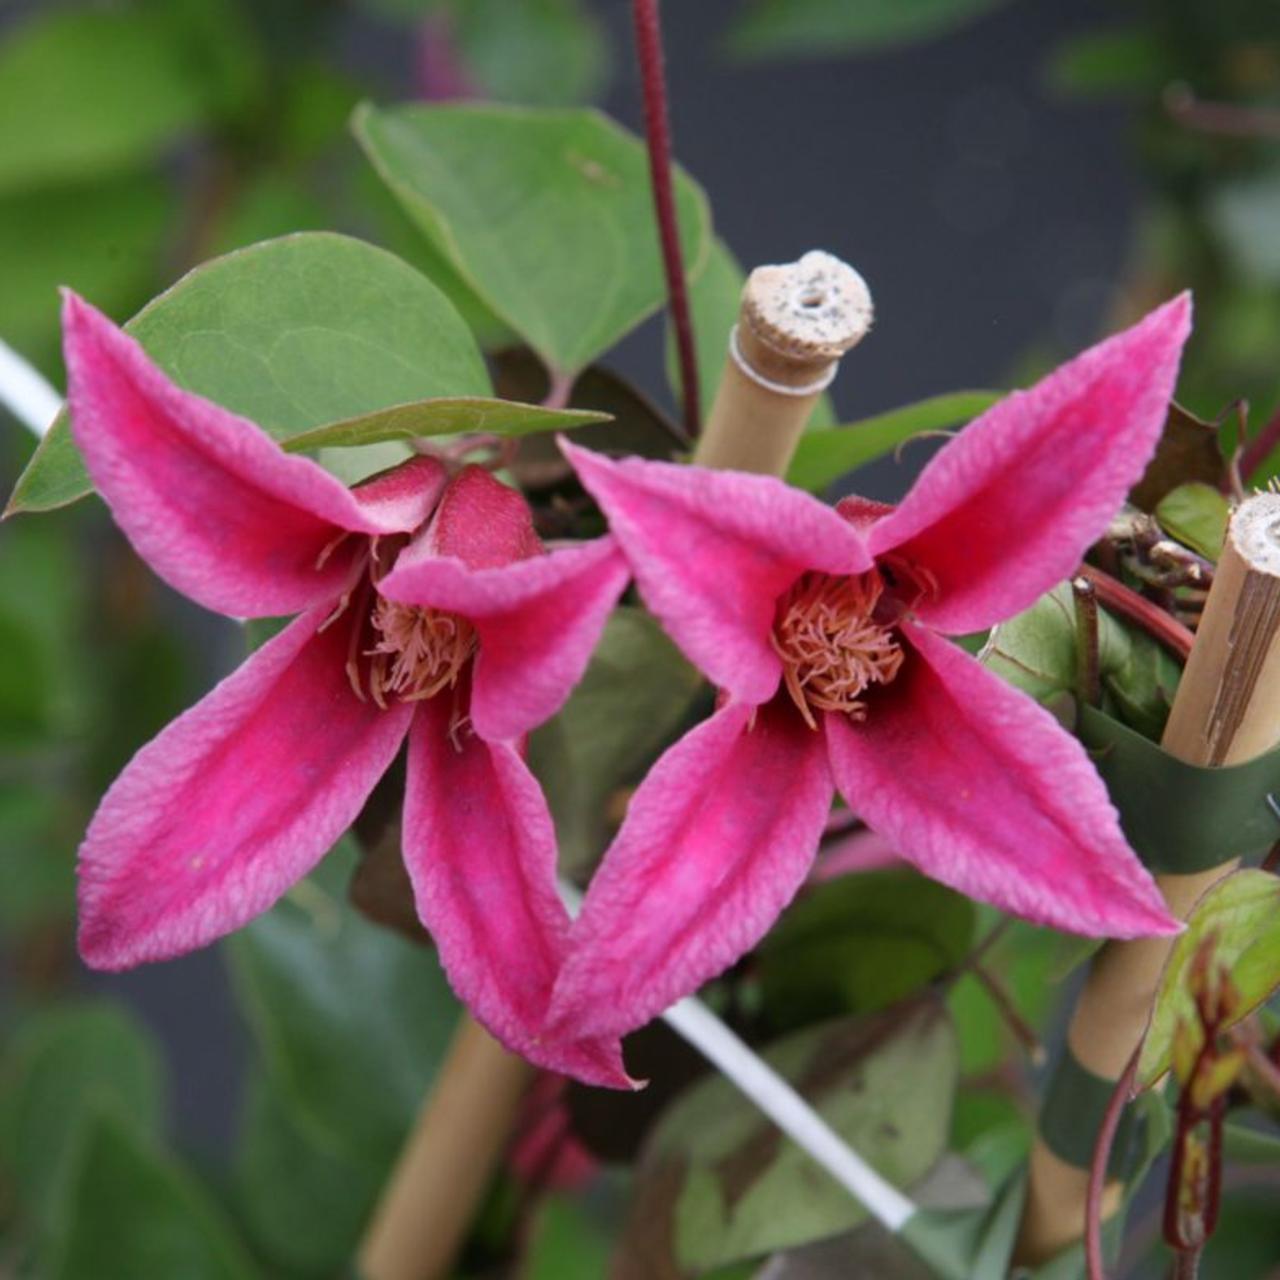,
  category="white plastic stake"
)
[0,338,61,438]
[557,878,917,1233]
